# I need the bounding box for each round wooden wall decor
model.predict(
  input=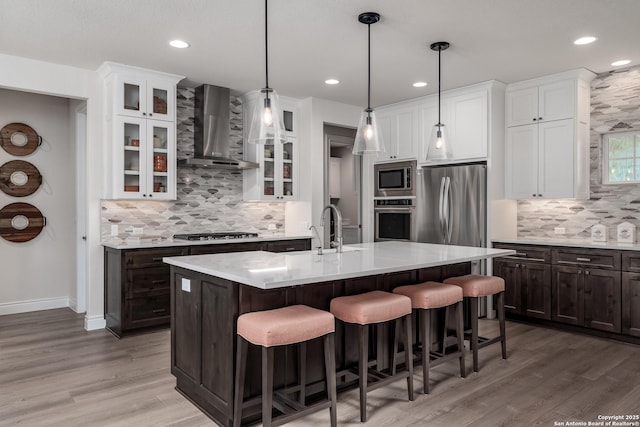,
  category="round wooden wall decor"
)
[0,203,45,242]
[0,123,41,156]
[0,160,42,197]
